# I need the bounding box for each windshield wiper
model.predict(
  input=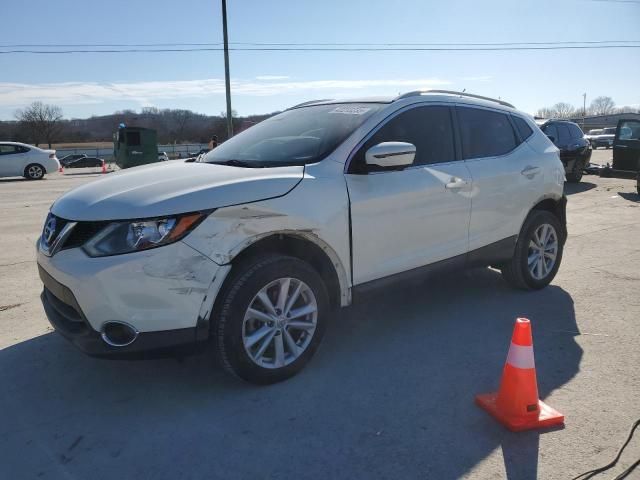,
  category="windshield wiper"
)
[208,159,262,168]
